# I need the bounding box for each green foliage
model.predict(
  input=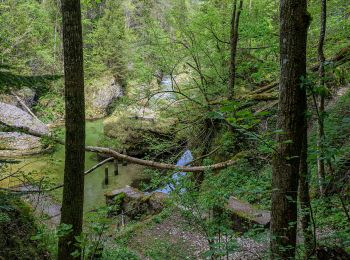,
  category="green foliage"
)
[102,246,139,260]
[0,192,49,259]
[0,64,60,93]
[0,0,58,73]
[84,0,128,83]
[144,239,193,260]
